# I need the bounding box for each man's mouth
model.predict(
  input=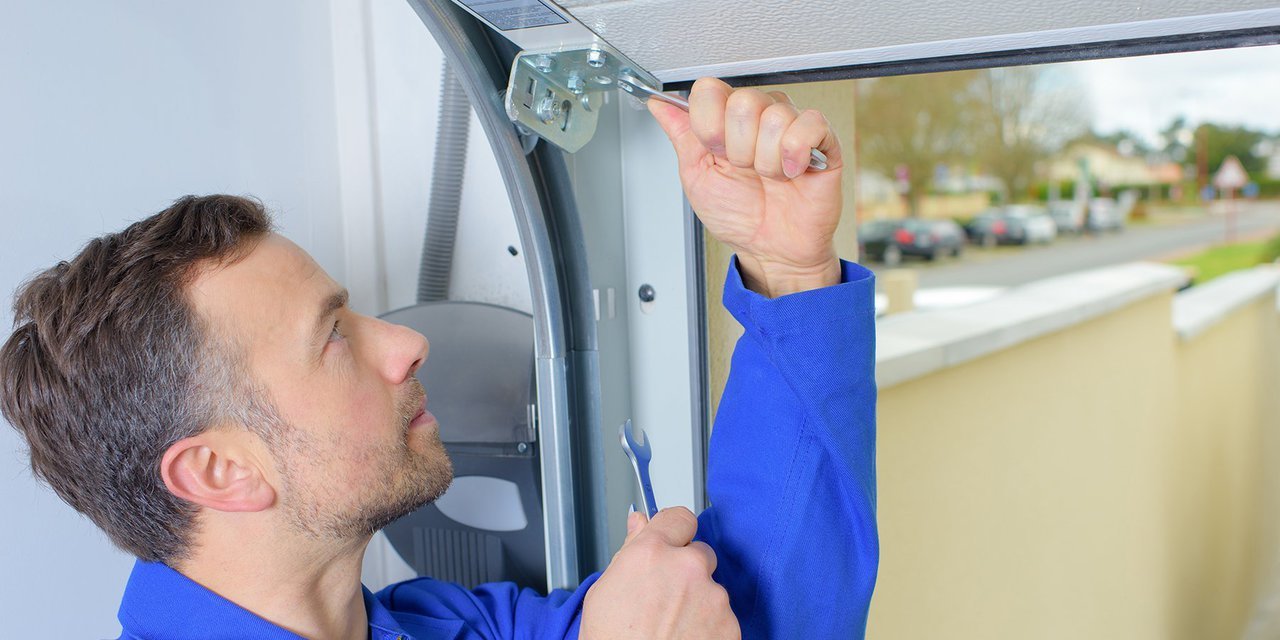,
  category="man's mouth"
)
[409,394,436,430]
